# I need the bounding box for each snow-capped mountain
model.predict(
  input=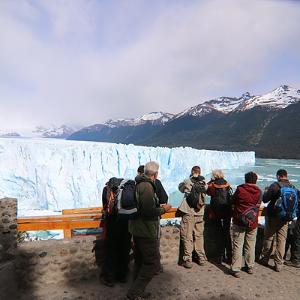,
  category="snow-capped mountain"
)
[0,131,21,138]
[176,92,253,119]
[32,125,78,139]
[105,112,174,128]
[176,85,300,118]
[235,85,300,111]
[69,84,300,158]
